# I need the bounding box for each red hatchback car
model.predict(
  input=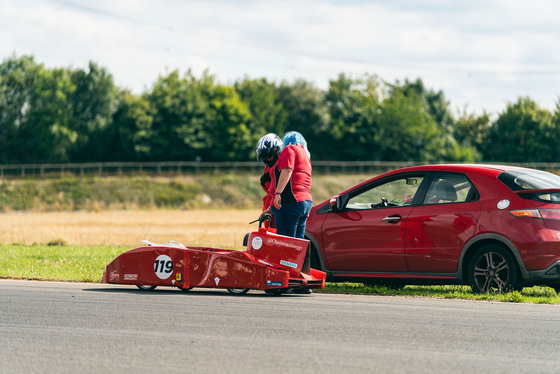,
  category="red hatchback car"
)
[305,164,560,293]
